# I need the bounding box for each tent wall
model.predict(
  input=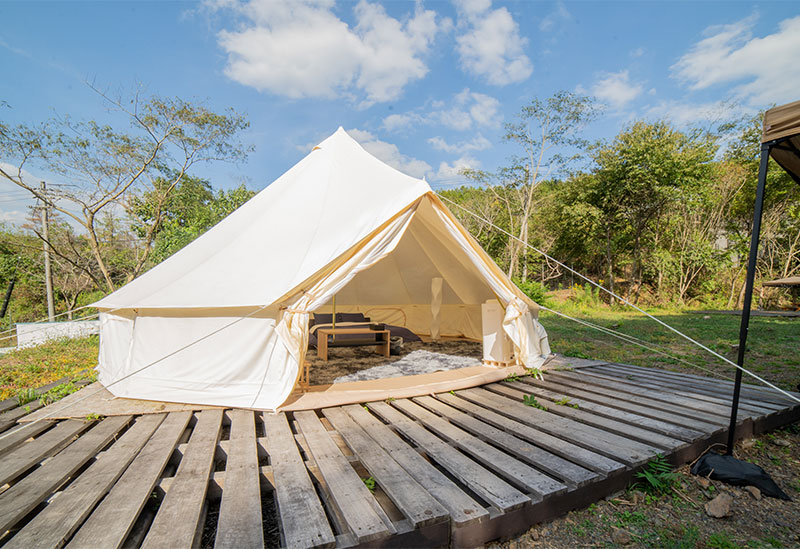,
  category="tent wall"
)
[94,129,550,411]
[97,306,299,409]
